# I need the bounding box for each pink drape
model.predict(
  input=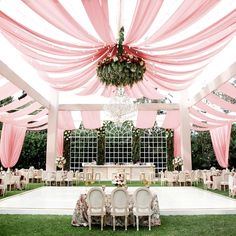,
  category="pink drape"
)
[210,123,232,168]
[0,3,234,94]
[195,101,236,120]
[141,0,219,44]
[135,110,156,128]
[206,94,236,112]
[124,0,163,44]
[58,111,75,130]
[218,82,236,99]
[0,123,26,168]
[189,107,226,125]
[6,102,42,119]
[22,0,101,44]
[0,82,19,100]
[161,111,180,129]
[82,0,115,43]
[174,127,181,157]
[56,111,76,156]
[81,111,102,129]
[0,96,32,112]
[57,129,64,157]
